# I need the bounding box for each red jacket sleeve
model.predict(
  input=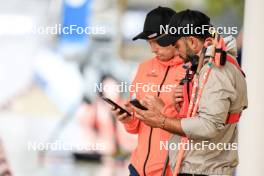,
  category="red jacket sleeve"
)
[124,115,140,134]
